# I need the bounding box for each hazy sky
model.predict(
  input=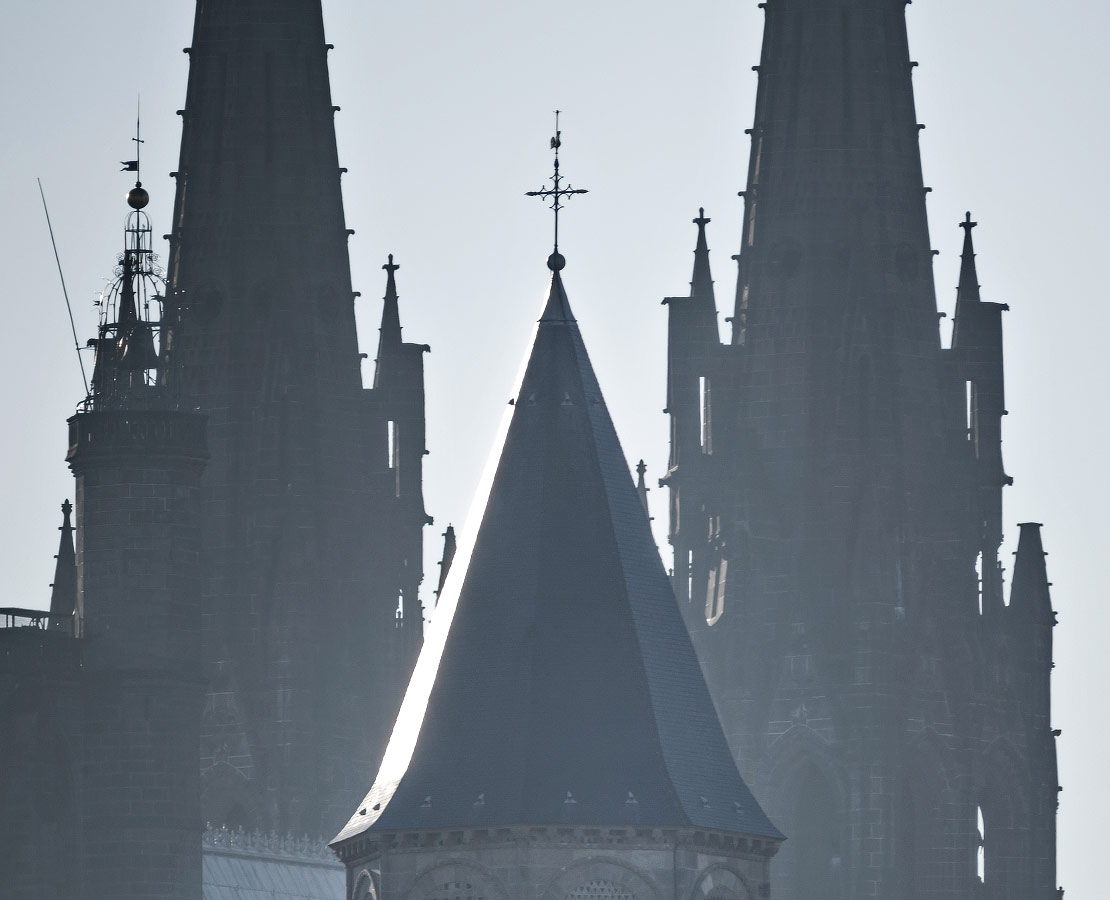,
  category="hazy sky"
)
[2,1,1105,894]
